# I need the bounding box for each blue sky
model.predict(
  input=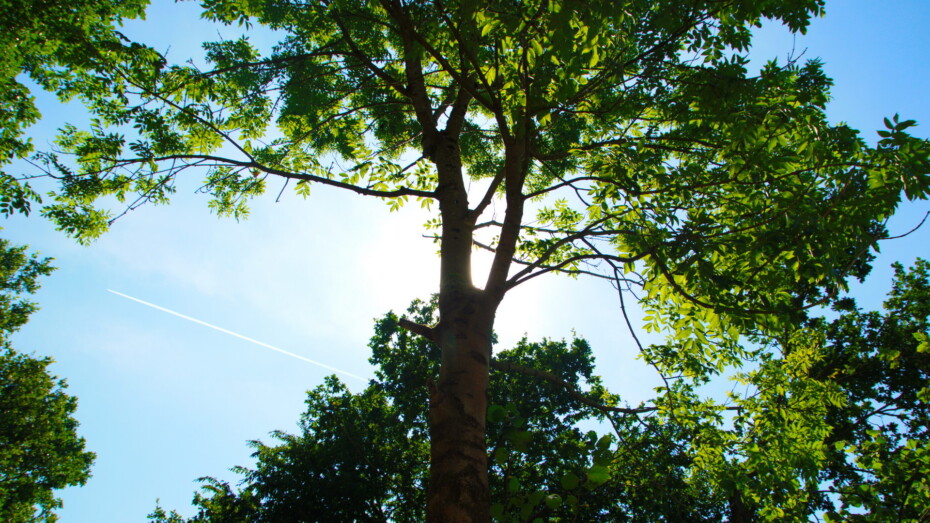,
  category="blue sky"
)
[5,1,930,520]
